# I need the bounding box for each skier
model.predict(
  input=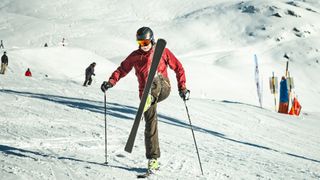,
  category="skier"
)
[25,68,32,77]
[0,51,8,74]
[278,76,289,114]
[44,43,48,47]
[62,38,65,46]
[100,27,188,173]
[83,62,96,86]
[0,40,4,49]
